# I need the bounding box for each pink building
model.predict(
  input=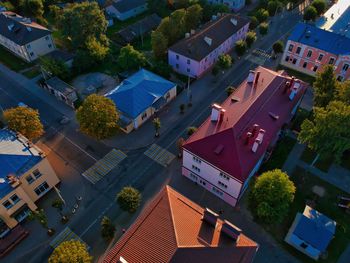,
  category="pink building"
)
[182,66,307,206]
[168,14,250,78]
[281,23,350,82]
